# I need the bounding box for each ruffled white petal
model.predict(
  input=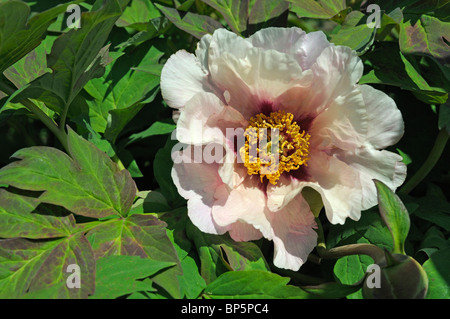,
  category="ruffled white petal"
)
[171,150,228,234]
[160,50,214,109]
[249,27,332,70]
[305,45,363,114]
[211,177,272,237]
[176,92,224,145]
[176,92,248,146]
[305,150,363,224]
[267,194,317,271]
[266,174,304,212]
[228,221,263,242]
[335,147,407,210]
[359,85,405,149]
[207,28,312,118]
[309,87,367,151]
